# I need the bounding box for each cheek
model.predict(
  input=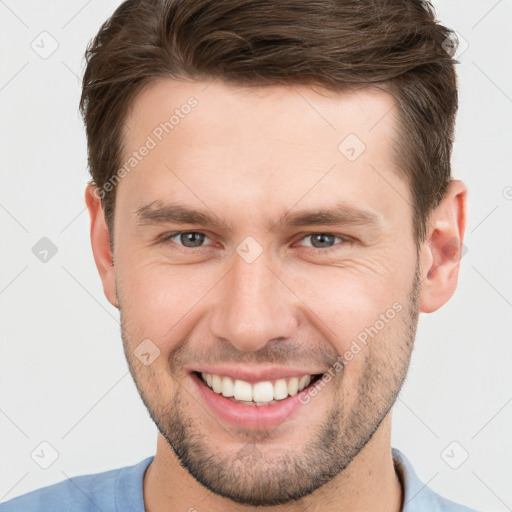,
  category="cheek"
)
[116,236,415,361]
[283,262,412,379]
[288,261,404,334]
[116,258,217,347]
